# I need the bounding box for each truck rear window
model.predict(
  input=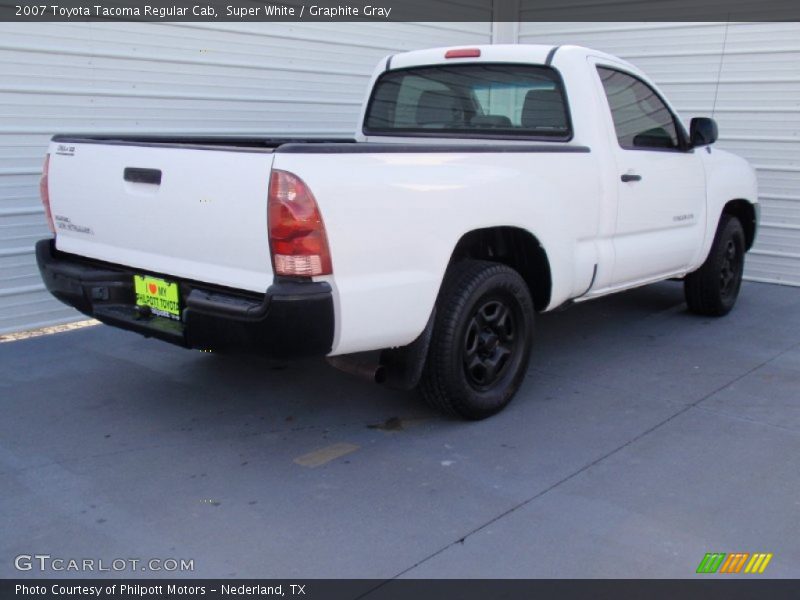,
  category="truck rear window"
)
[364,63,571,140]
